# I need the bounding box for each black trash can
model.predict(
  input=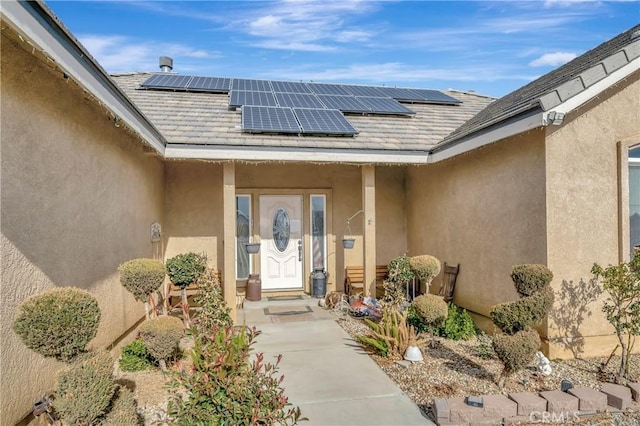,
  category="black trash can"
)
[312,268,327,298]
